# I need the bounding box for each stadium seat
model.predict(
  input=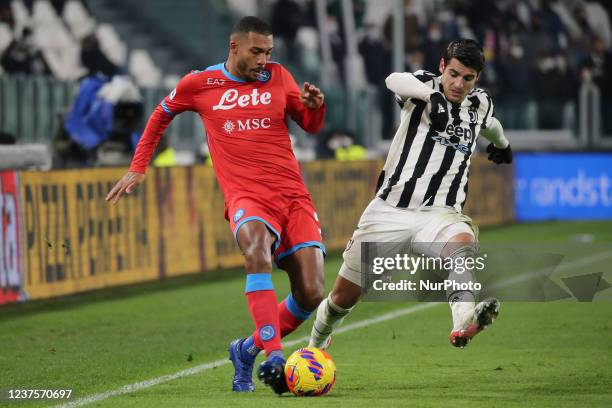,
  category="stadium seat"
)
[226,0,257,16]
[96,24,127,66]
[0,22,13,55]
[34,22,84,80]
[129,49,162,88]
[10,0,31,34]
[296,27,321,77]
[32,0,61,25]
[63,0,96,40]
